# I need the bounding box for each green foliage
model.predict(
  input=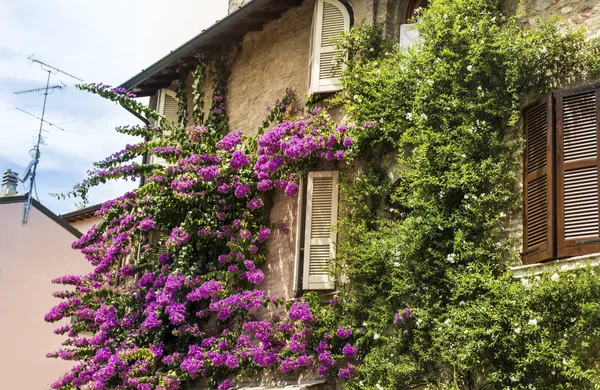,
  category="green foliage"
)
[177,70,188,126]
[205,54,229,136]
[317,0,600,388]
[191,59,208,125]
